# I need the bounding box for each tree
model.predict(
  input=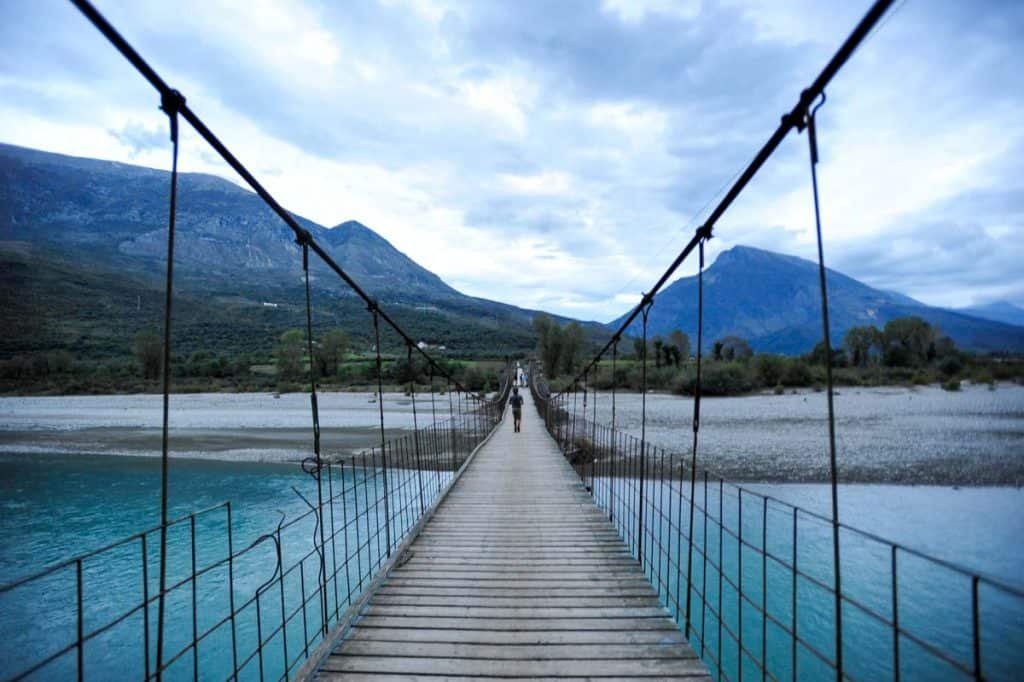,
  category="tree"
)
[883,316,934,367]
[843,325,882,367]
[533,314,562,377]
[717,336,753,362]
[668,330,690,364]
[808,341,846,367]
[133,330,162,380]
[275,329,305,380]
[652,338,664,368]
[712,341,724,362]
[560,322,585,376]
[633,338,647,360]
[316,329,348,377]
